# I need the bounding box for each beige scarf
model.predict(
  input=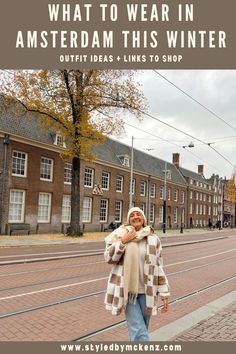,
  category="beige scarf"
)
[123,226,152,306]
